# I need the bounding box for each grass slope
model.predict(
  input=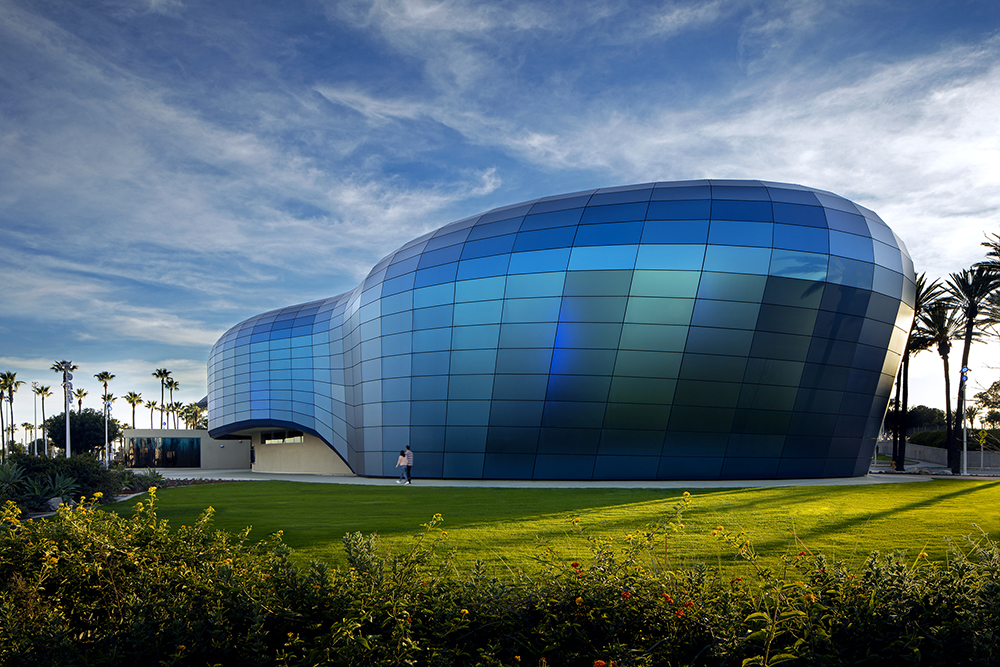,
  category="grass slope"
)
[108,479,1000,573]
